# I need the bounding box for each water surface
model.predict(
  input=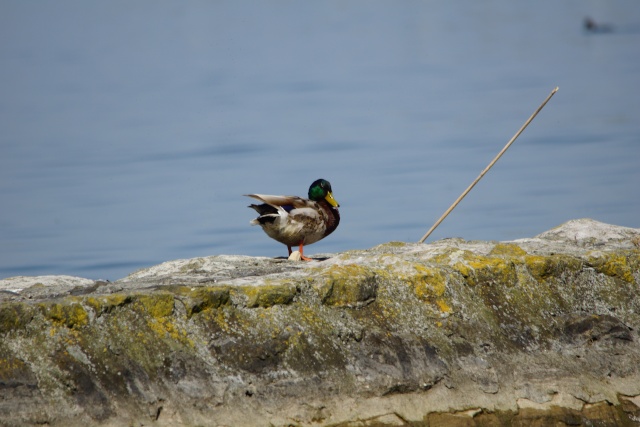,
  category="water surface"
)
[1,1,639,280]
